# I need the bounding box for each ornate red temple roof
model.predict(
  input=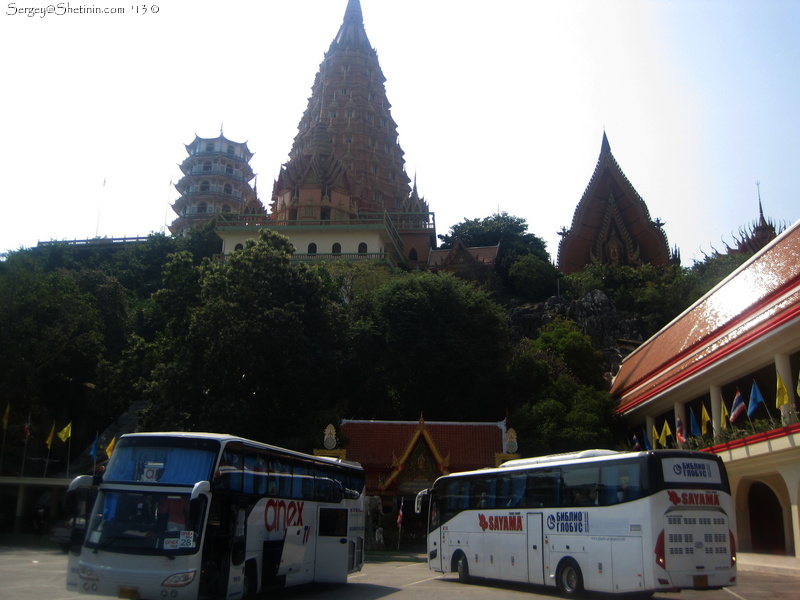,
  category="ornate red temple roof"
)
[557,133,673,274]
[339,418,507,496]
[611,219,800,413]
